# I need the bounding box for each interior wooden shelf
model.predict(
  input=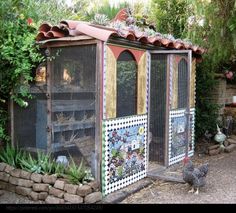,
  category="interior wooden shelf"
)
[52,120,95,132]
